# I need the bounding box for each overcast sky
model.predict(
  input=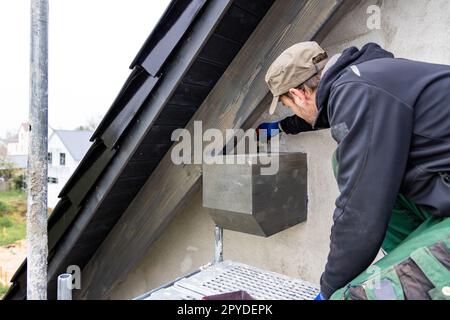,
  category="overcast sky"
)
[0,0,171,138]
